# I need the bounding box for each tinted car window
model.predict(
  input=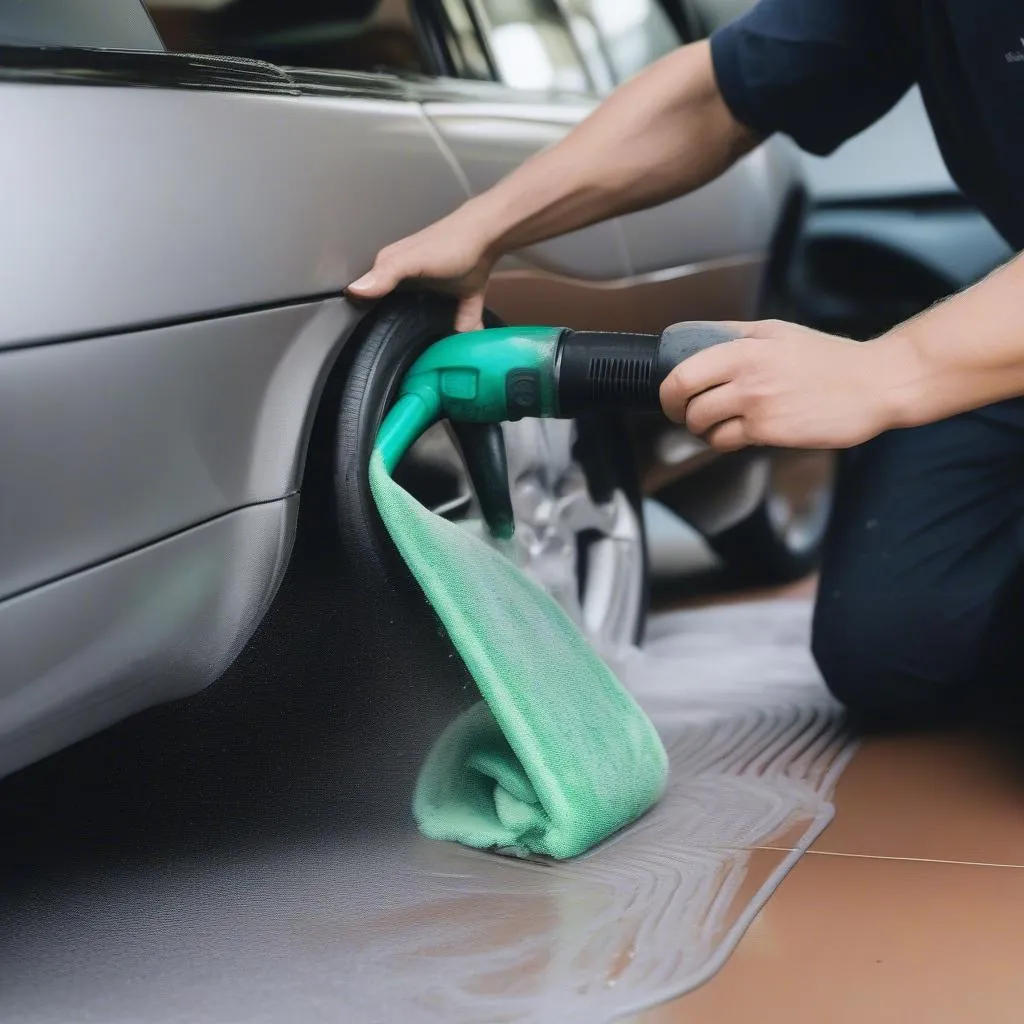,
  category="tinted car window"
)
[564,0,681,85]
[473,0,594,93]
[145,0,426,74]
[0,0,162,50]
